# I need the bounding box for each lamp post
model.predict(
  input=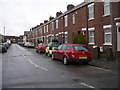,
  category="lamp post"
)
[3,27,5,42]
